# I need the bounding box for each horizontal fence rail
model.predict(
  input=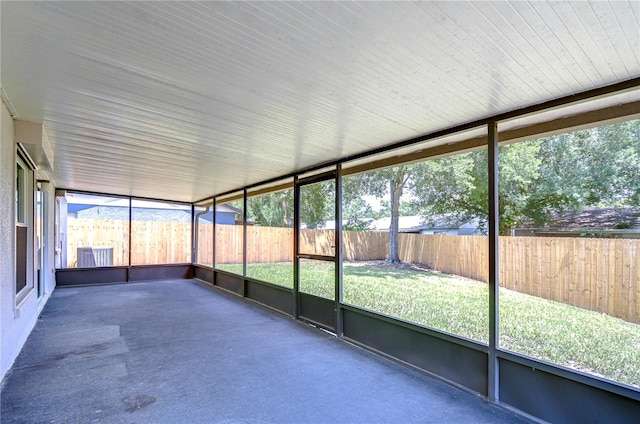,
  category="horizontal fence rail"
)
[68,220,639,323]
